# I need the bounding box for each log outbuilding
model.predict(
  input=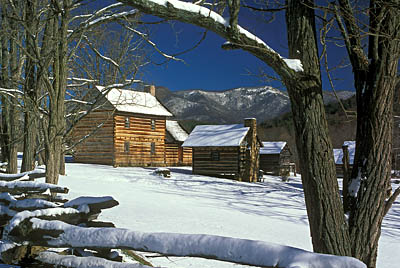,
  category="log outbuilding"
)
[259,142,293,176]
[333,141,355,177]
[182,118,261,181]
[72,86,190,167]
[165,120,192,166]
